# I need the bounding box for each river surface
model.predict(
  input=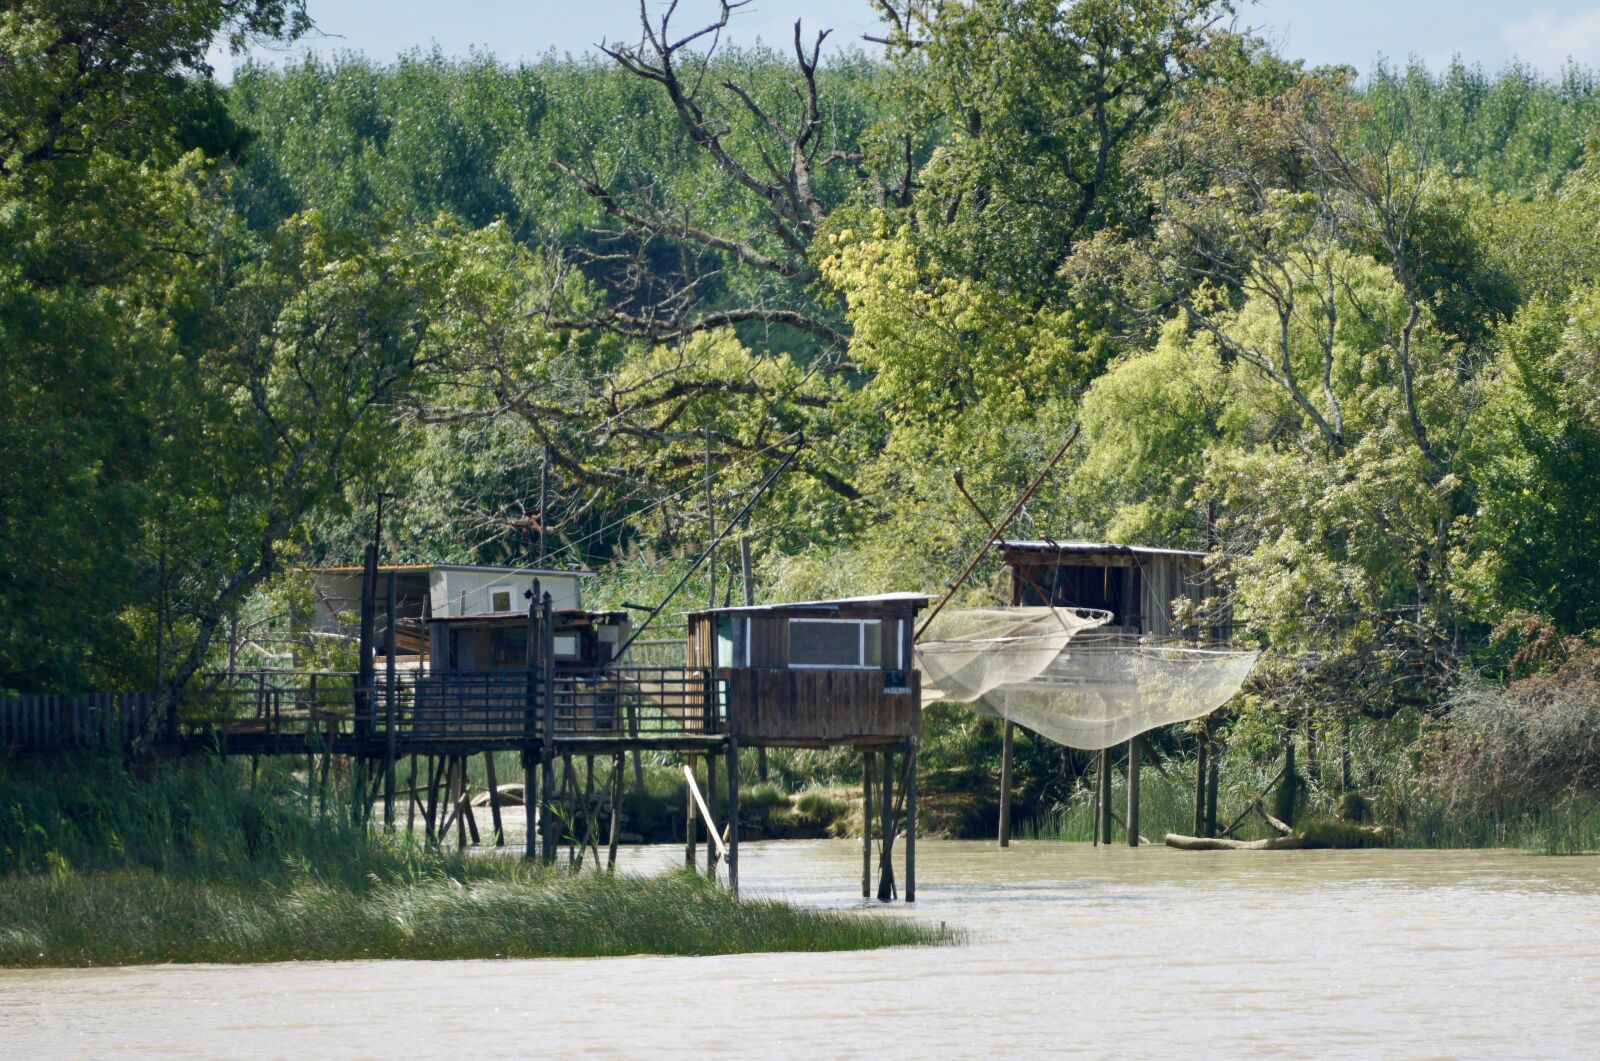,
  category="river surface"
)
[2,840,1597,1059]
